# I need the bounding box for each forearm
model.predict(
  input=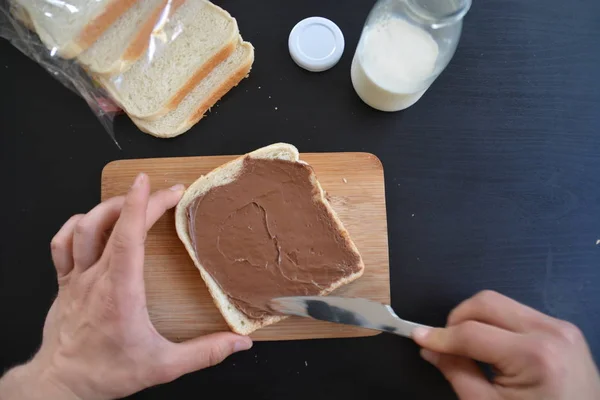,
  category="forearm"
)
[0,360,80,400]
